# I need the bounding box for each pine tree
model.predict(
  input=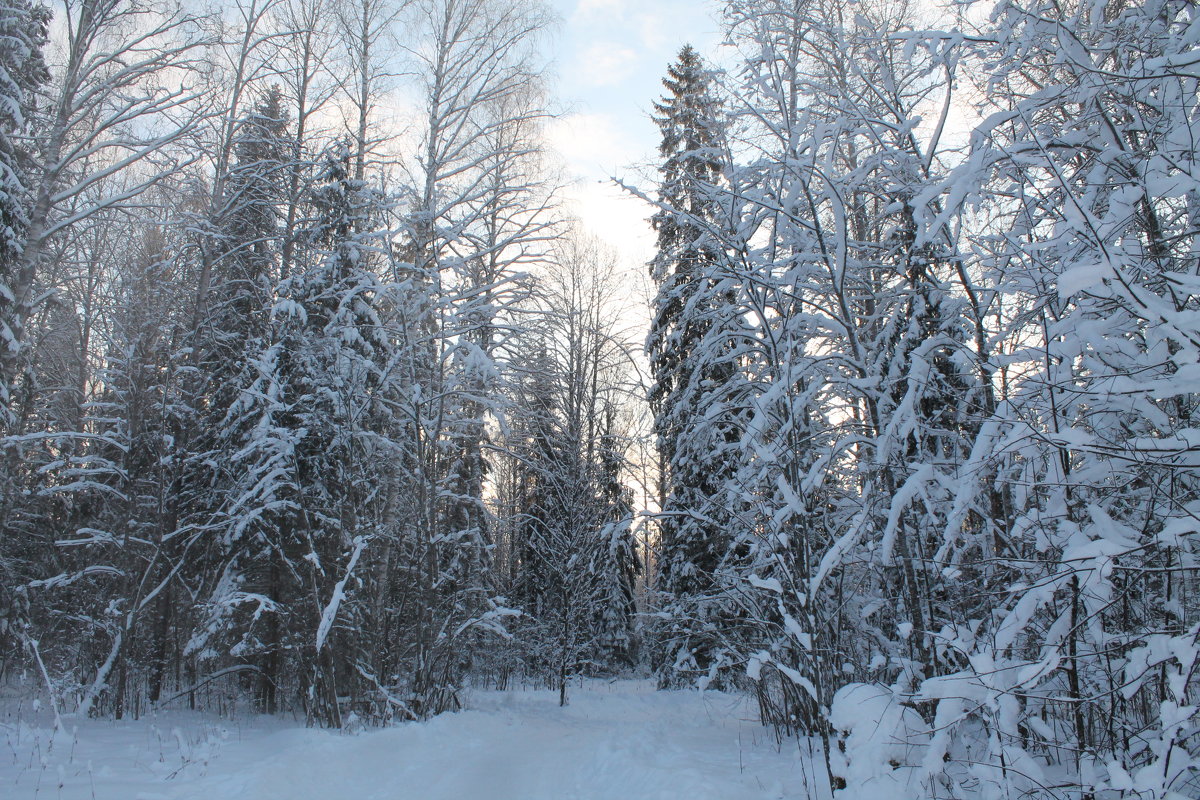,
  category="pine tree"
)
[647,45,742,687]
